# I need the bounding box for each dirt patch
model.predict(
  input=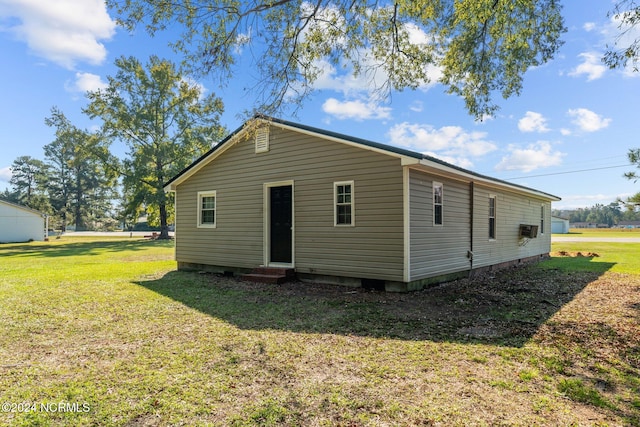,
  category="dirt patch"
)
[553,250,600,257]
[192,265,603,345]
